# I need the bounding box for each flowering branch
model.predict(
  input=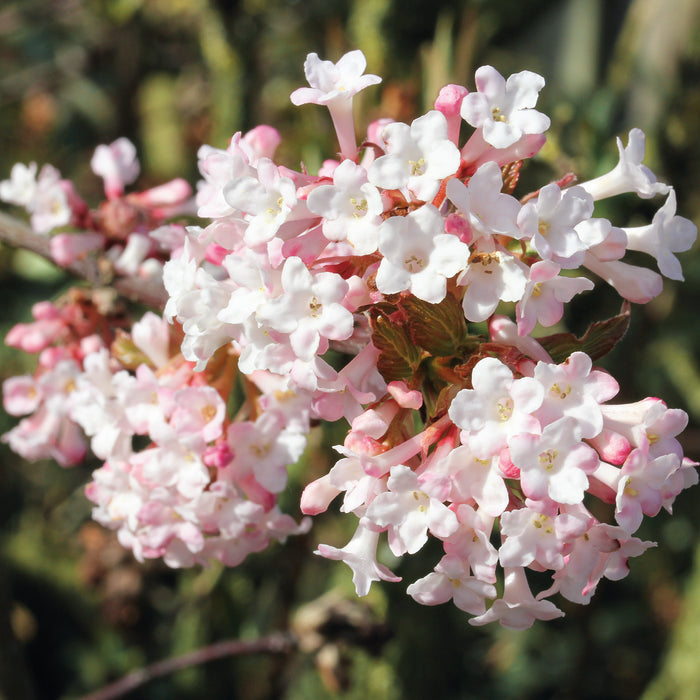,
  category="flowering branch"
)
[1,50,697,632]
[0,210,168,309]
[78,632,297,700]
